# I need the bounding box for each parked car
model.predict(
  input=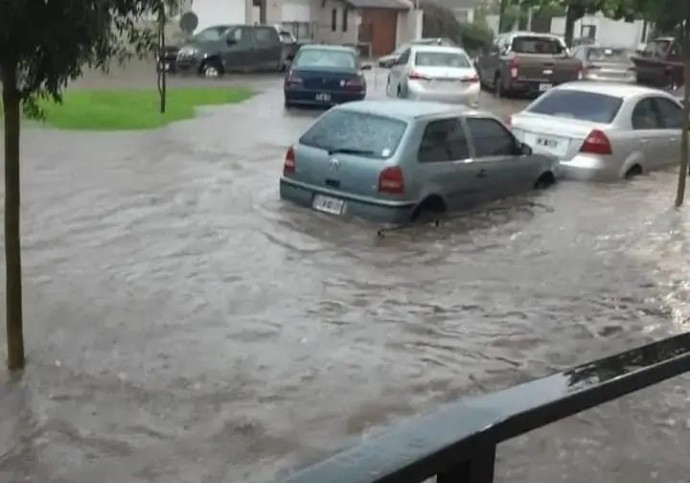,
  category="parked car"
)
[386,45,480,106]
[377,38,458,68]
[632,37,684,90]
[158,45,181,73]
[509,82,685,181]
[476,31,583,97]
[284,45,370,108]
[570,45,636,83]
[173,24,292,76]
[279,100,557,224]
